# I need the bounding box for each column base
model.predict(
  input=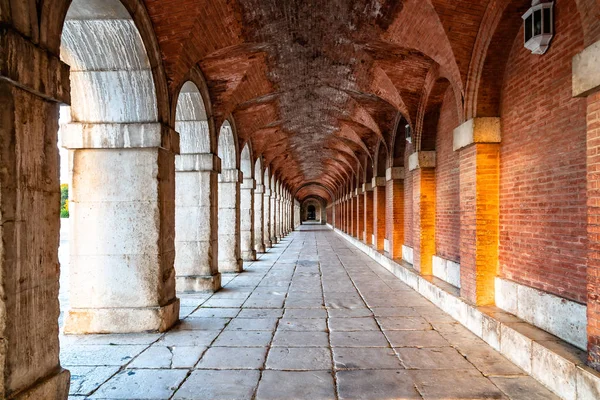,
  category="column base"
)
[271,236,279,244]
[241,250,257,261]
[64,298,180,334]
[219,259,243,273]
[176,273,221,293]
[265,240,273,248]
[255,244,266,253]
[12,368,70,400]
